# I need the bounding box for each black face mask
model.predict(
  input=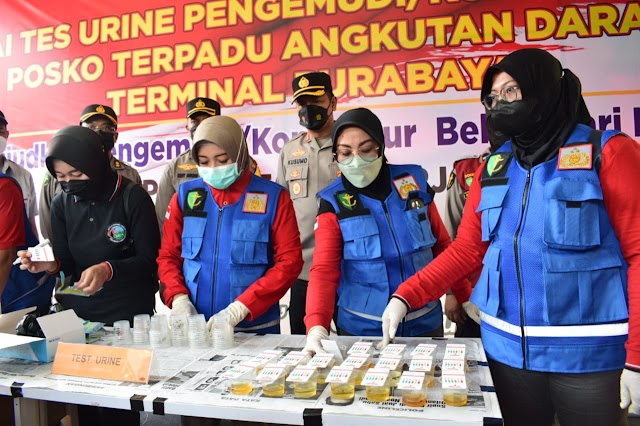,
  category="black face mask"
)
[97,130,116,152]
[60,179,90,195]
[298,104,330,131]
[486,100,540,141]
